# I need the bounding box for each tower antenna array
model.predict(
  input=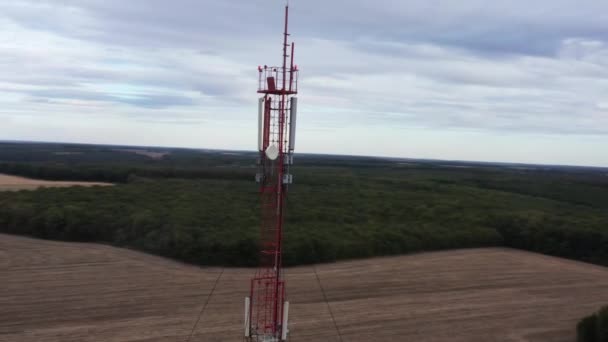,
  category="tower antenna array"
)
[244,4,299,342]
